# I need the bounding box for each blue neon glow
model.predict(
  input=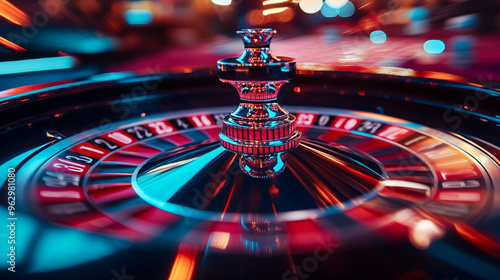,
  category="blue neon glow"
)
[0,145,48,191]
[125,9,153,25]
[90,72,135,82]
[424,40,445,54]
[0,212,38,269]
[338,1,355,17]
[408,7,428,21]
[321,3,338,17]
[76,38,117,54]
[0,56,76,75]
[370,30,387,44]
[30,228,116,273]
[136,147,224,204]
